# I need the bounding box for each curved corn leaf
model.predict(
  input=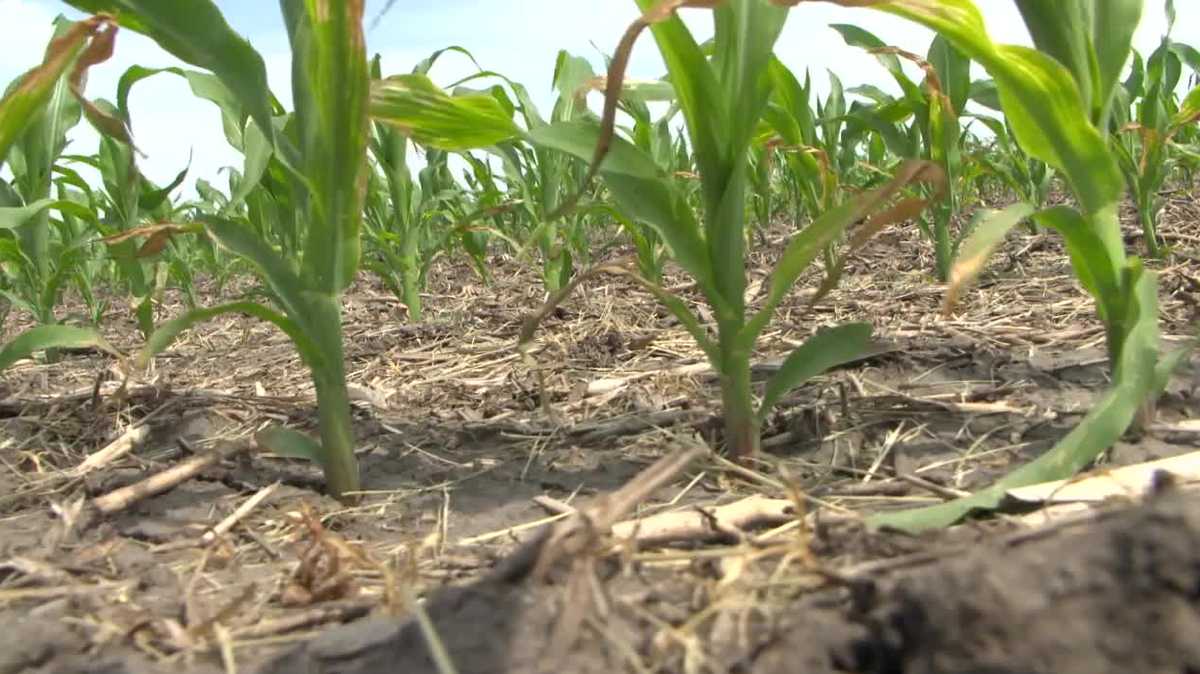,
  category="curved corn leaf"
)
[830,23,925,105]
[371,73,522,150]
[633,0,724,189]
[1011,1,1095,110]
[0,198,97,230]
[201,216,308,323]
[944,203,1036,313]
[713,2,789,159]
[1011,0,1141,128]
[1032,206,1121,322]
[870,263,1160,533]
[0,17,109,166]
[0,325,118,371]
[758,322,872,419]
[968,78,1001,112]
[739,160,943,349]
[873,1,1124,225]
[528,120,714,294]
[255,425,325,464]
[60,0,275,144]
[1175,85,1200,127]
[136,300,320,371]
[929,34,971,115]
[1091,1,1144,127]
[226,119,274,212]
